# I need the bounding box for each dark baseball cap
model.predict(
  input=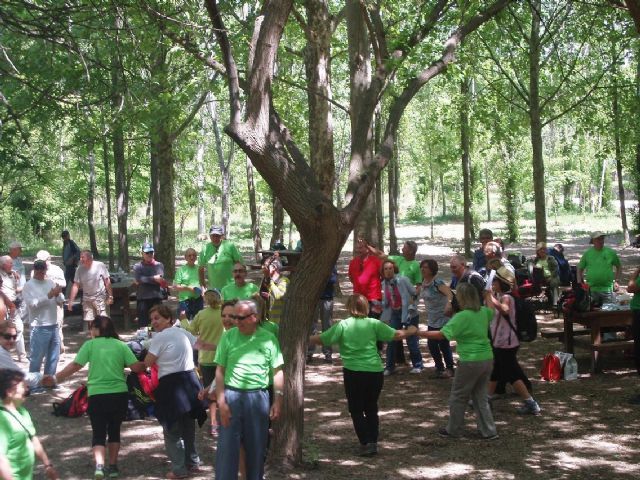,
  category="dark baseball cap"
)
[33,260,48,270]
